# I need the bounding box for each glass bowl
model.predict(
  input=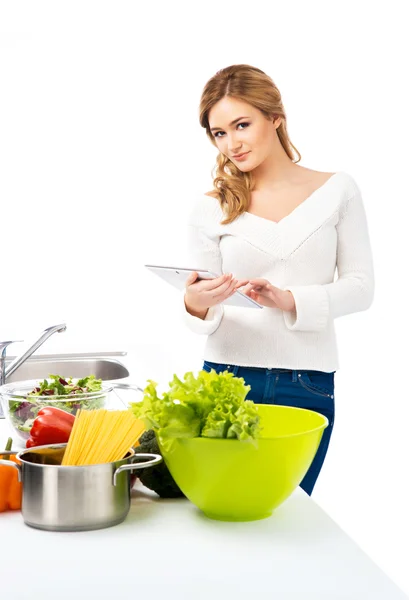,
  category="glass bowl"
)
[0,379,116,445]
